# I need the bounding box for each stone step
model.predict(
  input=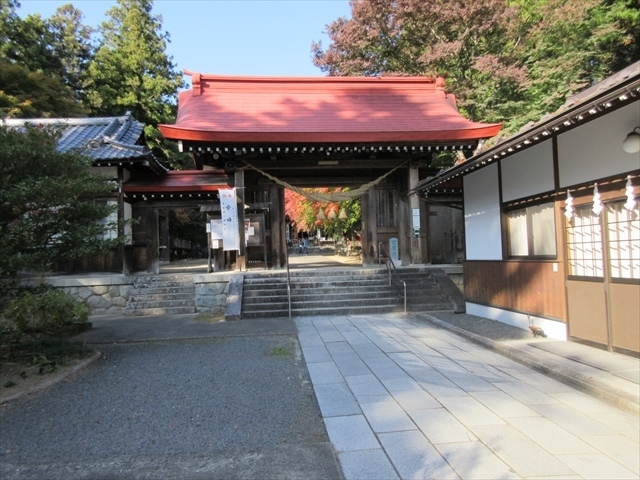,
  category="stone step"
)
[126,306,196,316]
[406,302,454,312]
[291,280,390,289]
[132,276,194,288]
[243,268,386,279]
[244,275,388,285]
[129,286,195,295]
[244,292,397,305]
[405,294,450,304]
[243,285,394,299]
[238,268,457,319]
[241,304,398,319]
[243,295,398,310]
[127,299,195,309]
[128,293,194,303]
